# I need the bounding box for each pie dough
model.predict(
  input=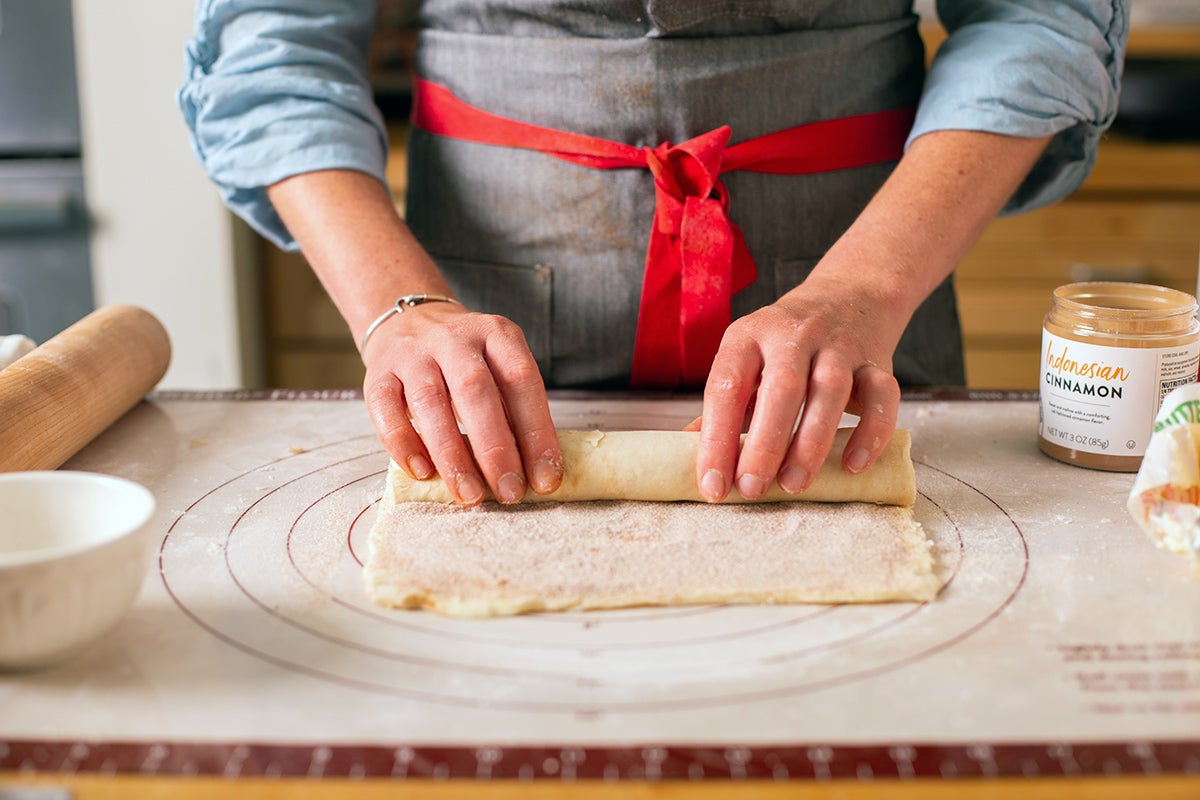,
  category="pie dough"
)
[365,499,938,616]
[384,428,915,506]
[365,428,940,617]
